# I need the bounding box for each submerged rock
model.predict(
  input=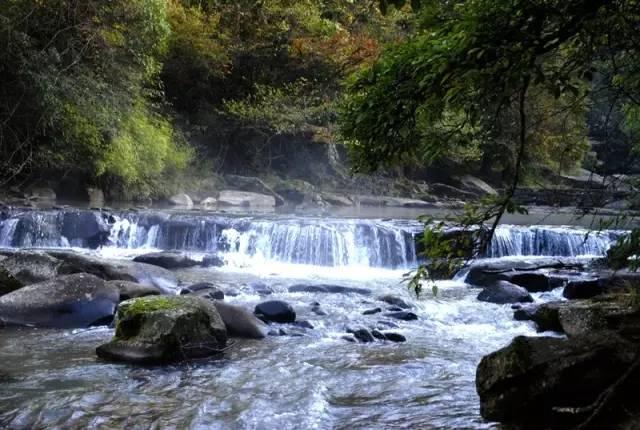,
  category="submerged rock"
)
[382,332,406,342]
[254,300,296,323]
[384,311,418,321]
[377,294,412,309]
[477,281,534,304]
[363,307,382,315]
[212,301,268,339]
[133,252,200,270]
[476,334,637,429]
[201,253,225,267]
[347,327,374,343]
[0,273,119,328]
[289,284,371,296]
[96,296,227,364]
